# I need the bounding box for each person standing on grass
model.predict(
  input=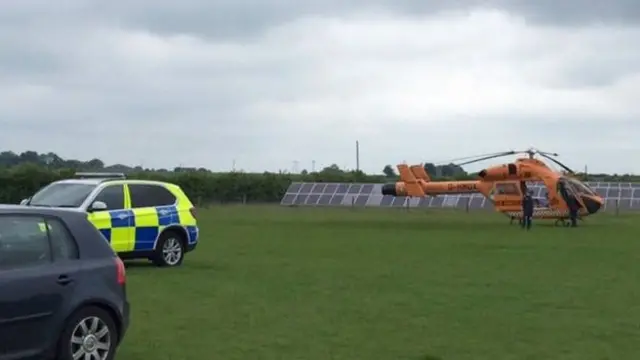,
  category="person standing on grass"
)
[567,195,579,227]
[521,190,534,230]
